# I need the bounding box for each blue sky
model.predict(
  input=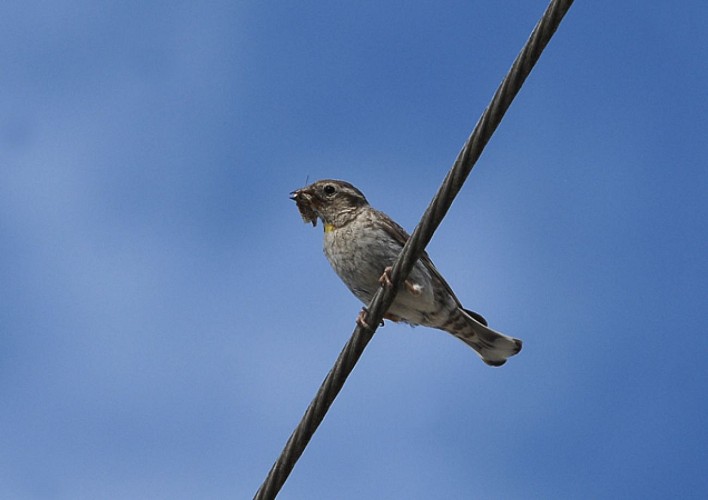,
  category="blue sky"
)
[2,1,707,498]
